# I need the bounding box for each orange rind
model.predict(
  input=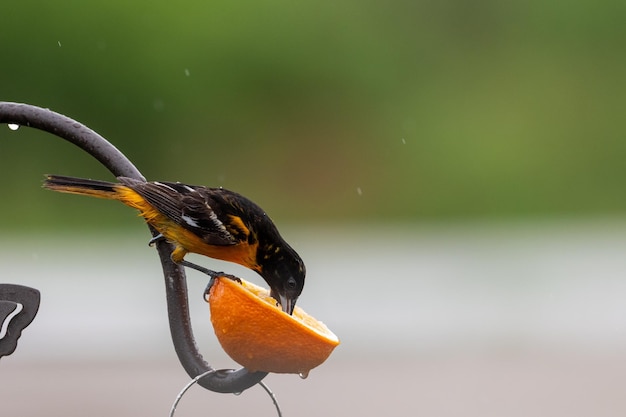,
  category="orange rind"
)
[207,276,339,374]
